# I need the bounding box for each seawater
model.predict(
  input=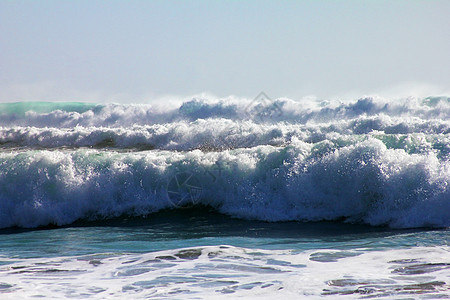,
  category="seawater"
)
[0,96,449,298]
